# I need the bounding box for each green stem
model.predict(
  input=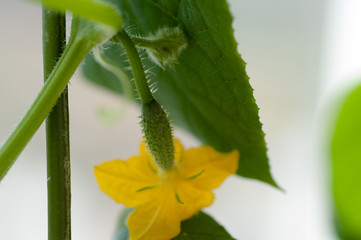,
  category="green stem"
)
[115,29,175,170]
[0,22,93,181]
[115,29,154,104]
[42,8,71,240]
[93,46,133,100]
[131,36,181,49]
